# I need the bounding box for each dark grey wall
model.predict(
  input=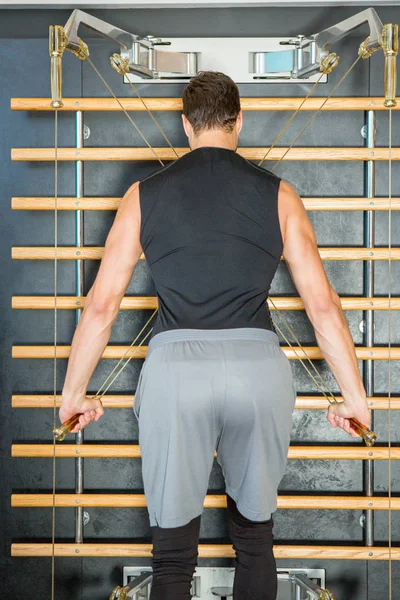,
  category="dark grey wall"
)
[1,5,400,599]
